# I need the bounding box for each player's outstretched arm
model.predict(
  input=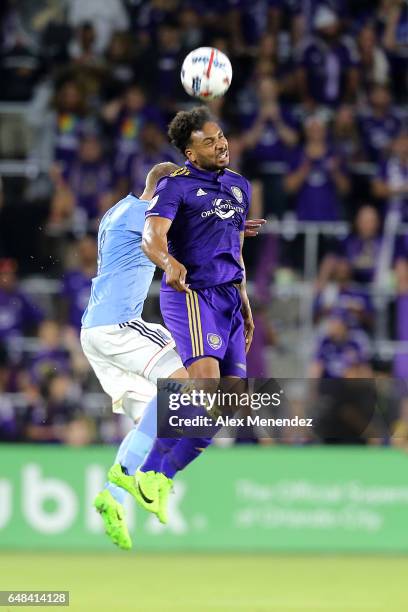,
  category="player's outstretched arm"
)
[142,217,191,293]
